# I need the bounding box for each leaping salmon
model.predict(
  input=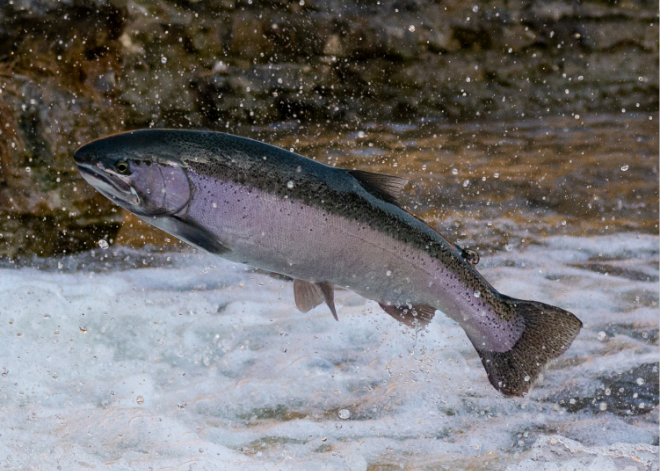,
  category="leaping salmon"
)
[73,130,582,396]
